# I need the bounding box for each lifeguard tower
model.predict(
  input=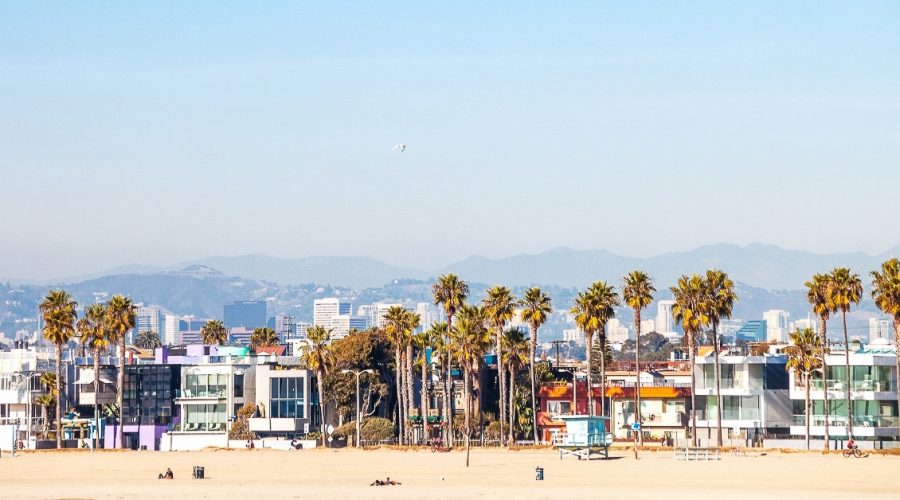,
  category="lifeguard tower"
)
[555,415,613,460]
